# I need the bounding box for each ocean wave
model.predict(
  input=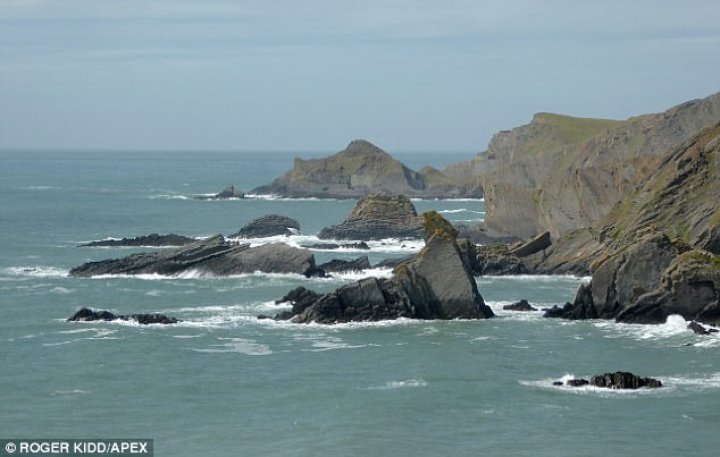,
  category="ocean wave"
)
[437,208,485,214]
[24,185,60,191]
[191,337,272,355]
[244,193,339,202]
[3,266,69,278]
[476,274,591,283]
[226,234,424,253]
[593,315,720,346]
[366,379,427,390]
